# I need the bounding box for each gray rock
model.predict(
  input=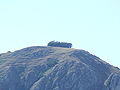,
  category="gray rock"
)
[0,46,119,90]
[104,73,120,90]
